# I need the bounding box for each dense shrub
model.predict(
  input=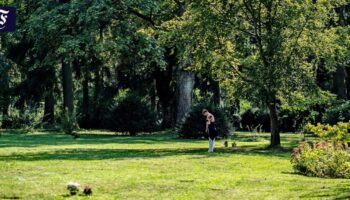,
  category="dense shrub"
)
[306,121,350,142]
[1,108,43,132]
[103,93,159,136]
[240,108,270,132]
[291,140,350,178]
[240,103,330,133]
[323,101,350,125]
[178,103,231,139]
[278,92,335,132]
